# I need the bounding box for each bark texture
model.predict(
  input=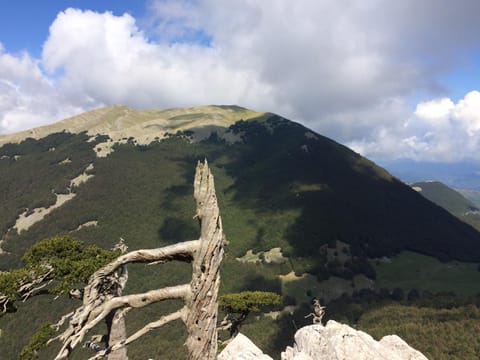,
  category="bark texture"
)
[184,160,226,359]
[54,160,226,359]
